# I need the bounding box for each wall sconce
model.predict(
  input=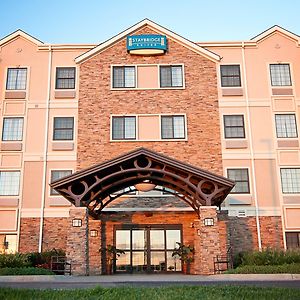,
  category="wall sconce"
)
[204,218,214,226]
[72,219,82,227]
[90,230,98,237]
[190,223,194,228]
